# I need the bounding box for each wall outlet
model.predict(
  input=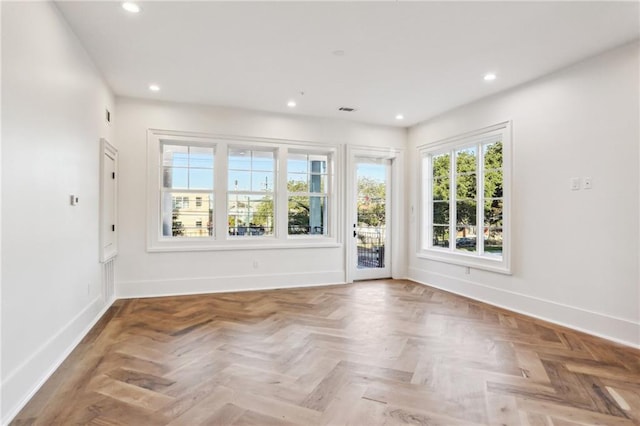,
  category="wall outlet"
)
[583,177,592,189]
[252,260,259,269]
